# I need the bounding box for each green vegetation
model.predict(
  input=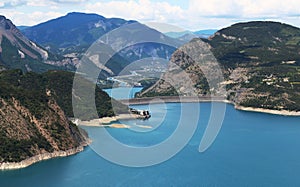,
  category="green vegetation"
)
[0,36,66,73]
[141,21,300,112]
[0,69,128,162]
[0,70,128,120]
[206,21,300,68]
[0,70,49,119]
[0,127,53,162]
[22,12,131,54]
[238,65,300,111]
[44,71,128,119]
